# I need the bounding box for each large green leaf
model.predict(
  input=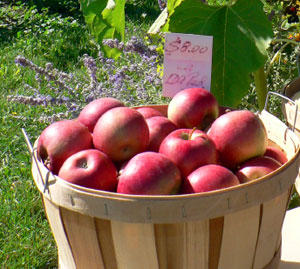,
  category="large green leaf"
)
[80,0,125,59]
[168,0,273,107]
